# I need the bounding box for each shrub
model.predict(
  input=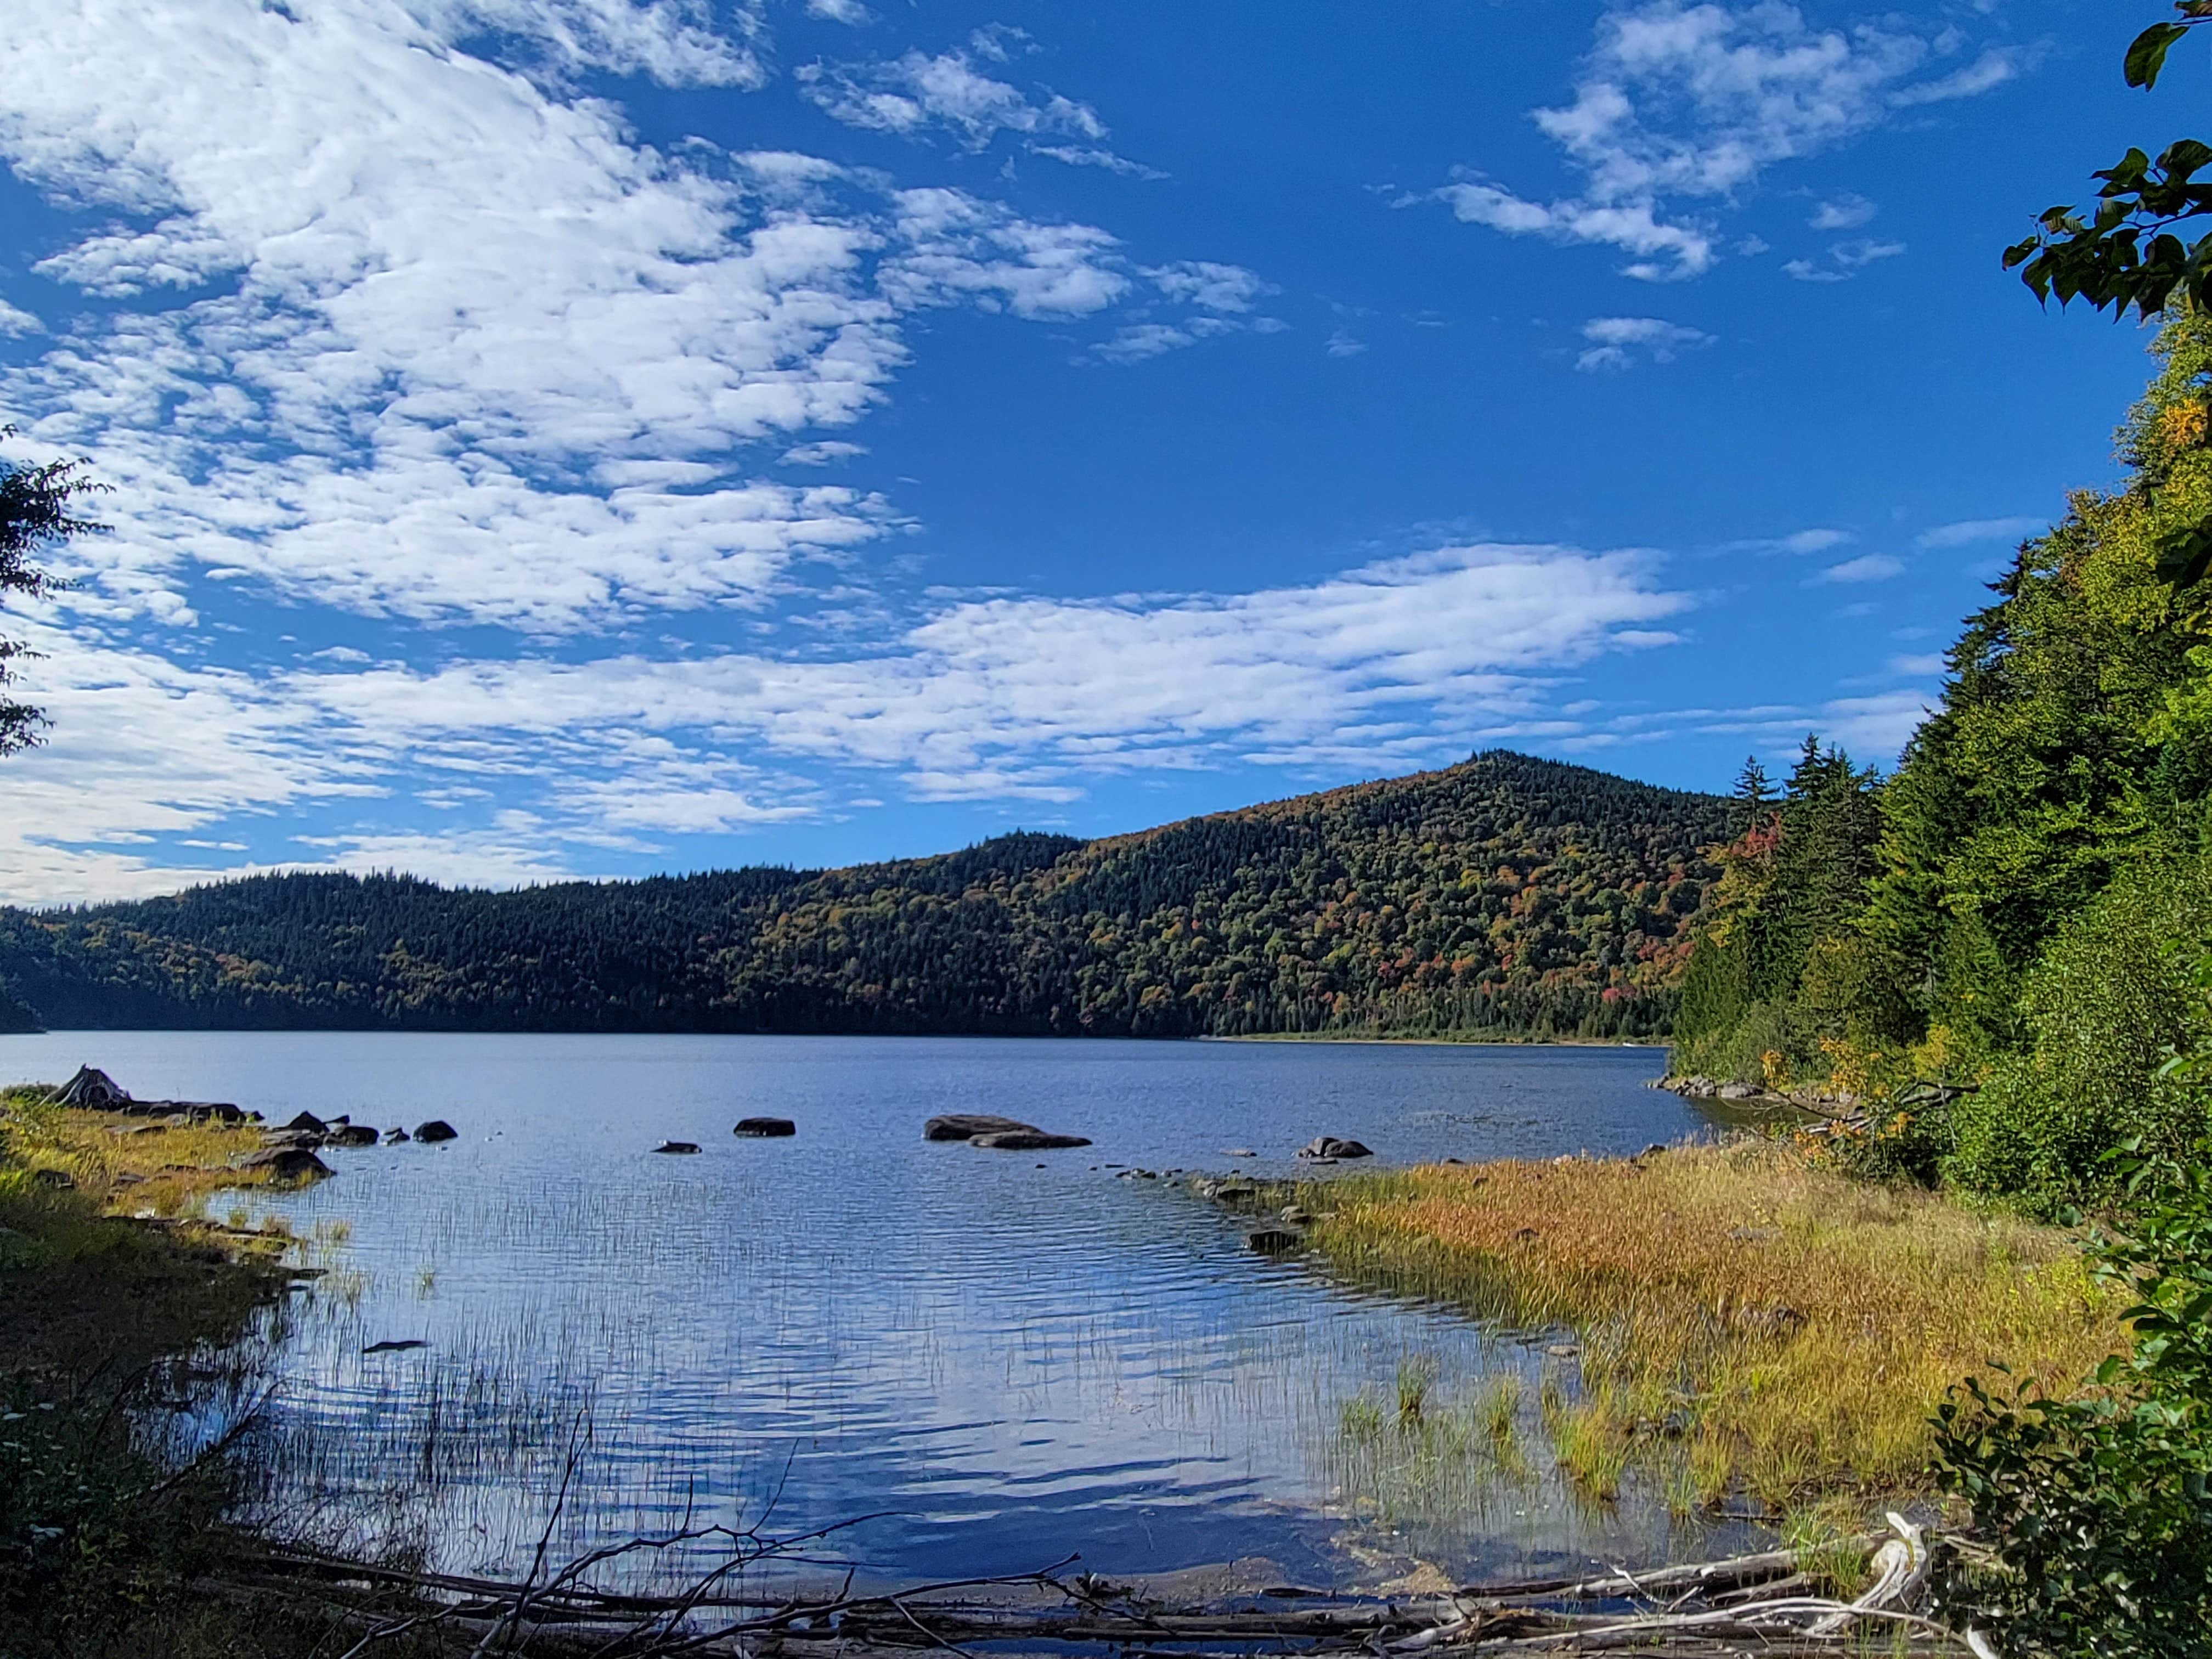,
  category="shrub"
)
[1931,1155,2212,1657]
[1947,860,2212,1207]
